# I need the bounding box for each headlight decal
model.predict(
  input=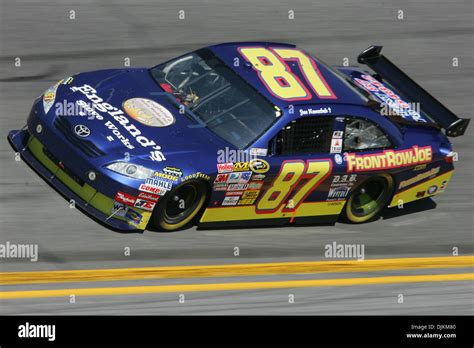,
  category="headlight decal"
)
[42,79,66,114]
[106,162,155,179]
